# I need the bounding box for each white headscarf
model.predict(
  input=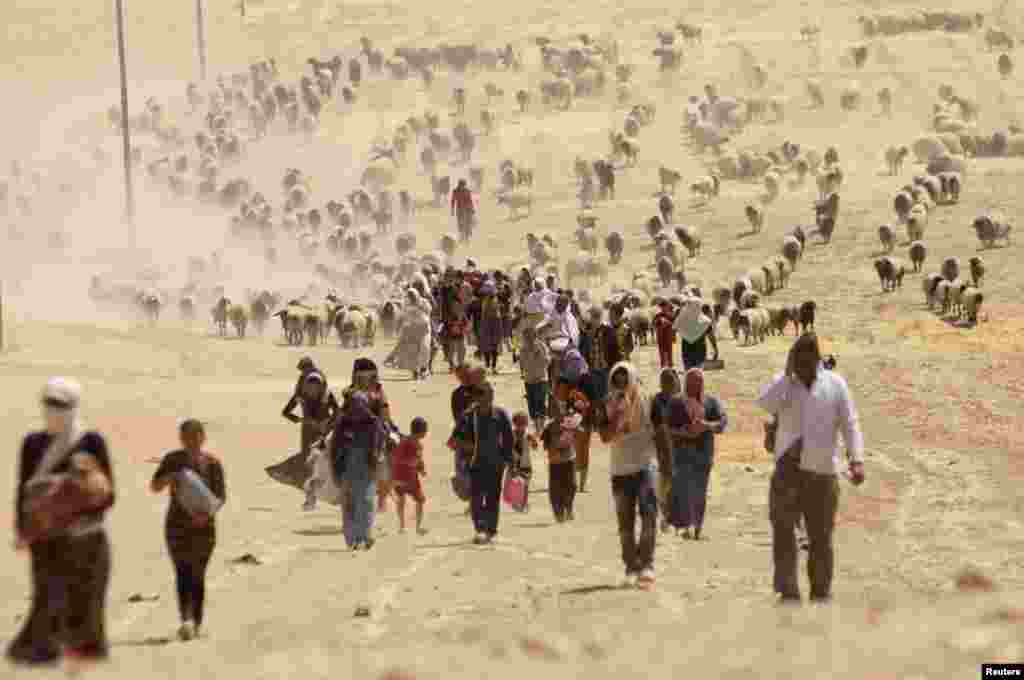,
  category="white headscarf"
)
[32,377,85,484]
[526,286,556,316]
[673,297,711,344]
